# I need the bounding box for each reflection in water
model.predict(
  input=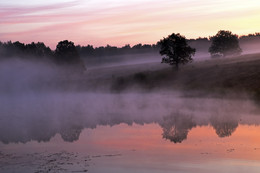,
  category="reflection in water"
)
[0,93,259,144]
[60,125,83,142]
[160,113,196,143]
[210,116,238,138]
[2,123,260,173]
[1,93,260,173]
[160,113,239,143]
